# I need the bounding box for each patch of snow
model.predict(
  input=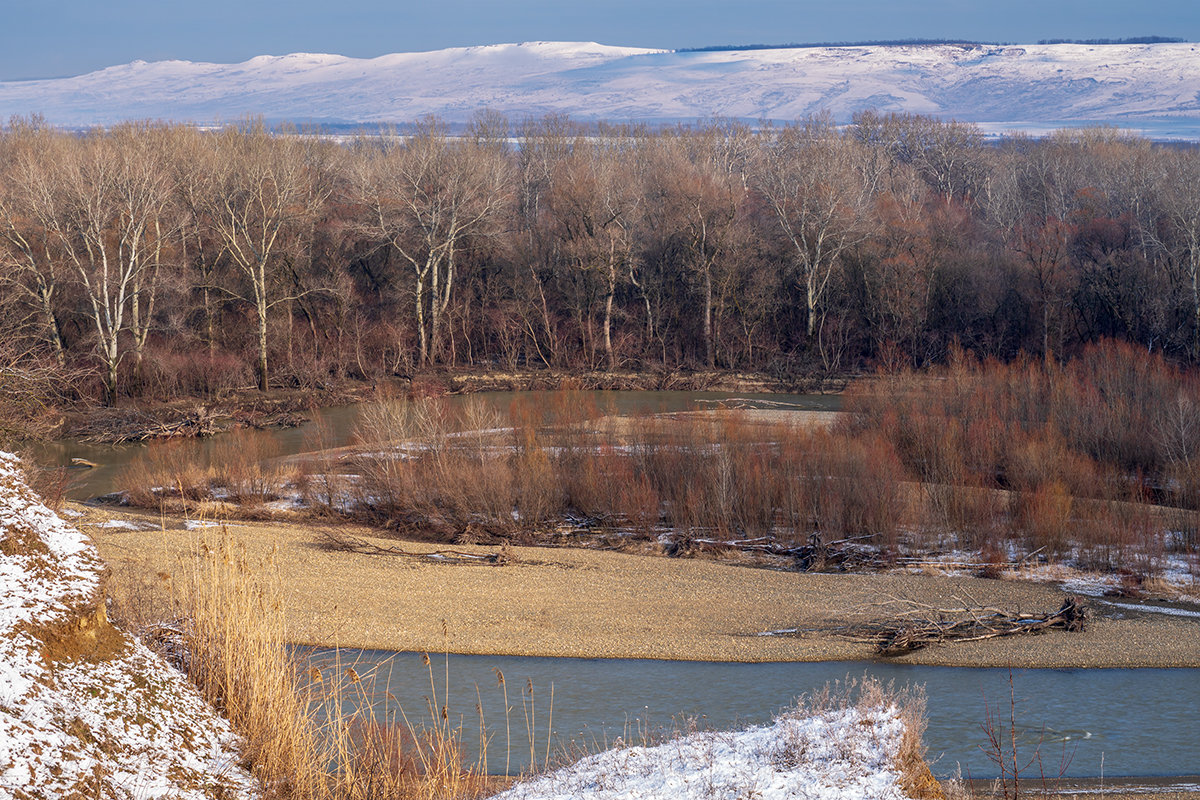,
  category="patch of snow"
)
[1058,574,1118,597]
[96,519,146,530]
[492,702,911,800]
[0,452,257,799]
[1101,601,1200,619]
[427,552,488,561]
[895,540,1200,604]
[1063,782,1200,795]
